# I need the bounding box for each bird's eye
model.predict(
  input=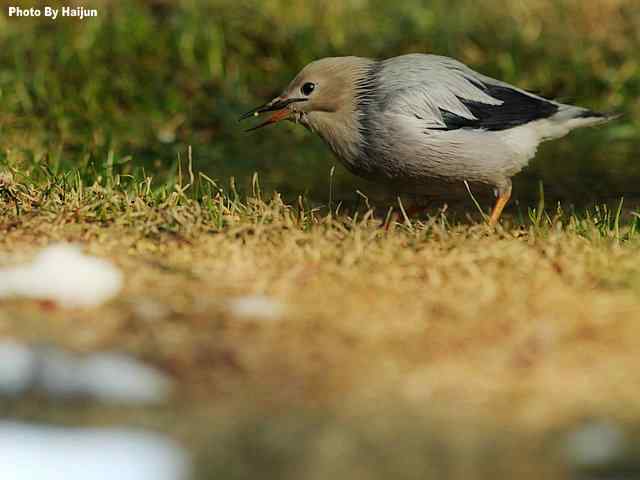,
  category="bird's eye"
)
[301,82,316,96]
